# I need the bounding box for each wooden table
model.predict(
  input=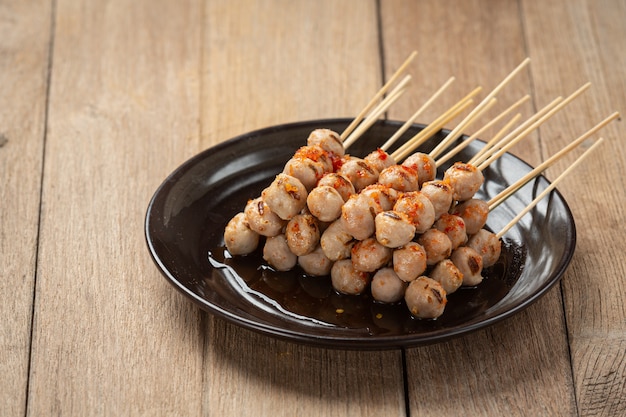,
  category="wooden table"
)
[2,0,625,415]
